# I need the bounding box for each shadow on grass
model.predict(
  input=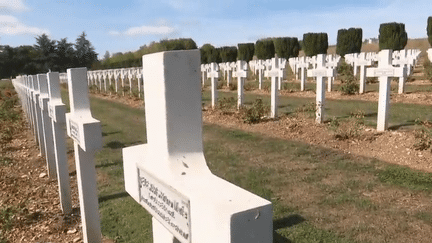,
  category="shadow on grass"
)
[96,159,123,169]
[388,122,416,130]
[102,131,121,137]
[272,214,306,243]
[98,191,129,203]
[105,141,125,149]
